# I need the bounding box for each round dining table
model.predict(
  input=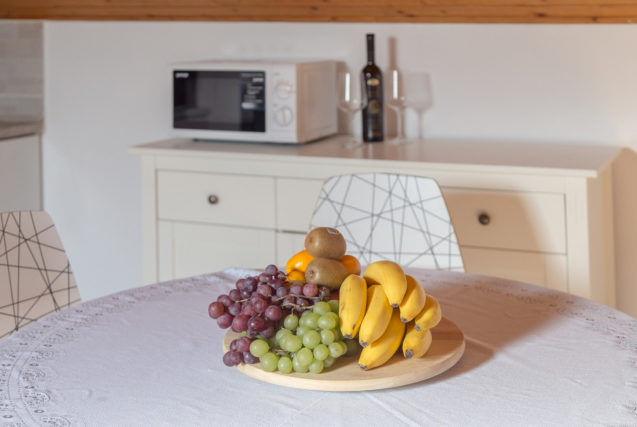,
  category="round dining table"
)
[0,267,634,426]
